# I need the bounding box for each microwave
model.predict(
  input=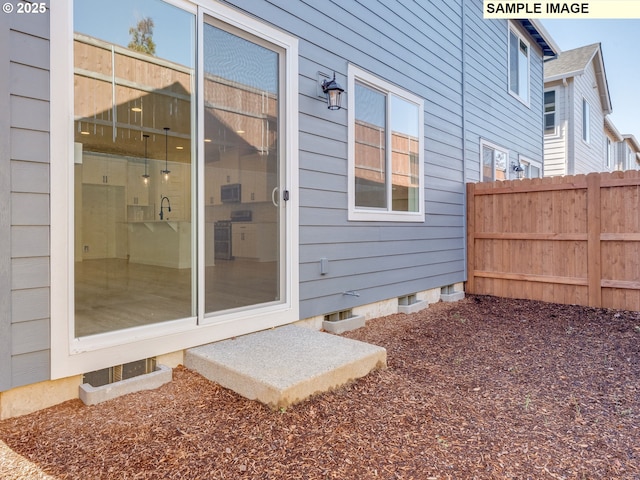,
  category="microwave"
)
[221,183,241,203]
